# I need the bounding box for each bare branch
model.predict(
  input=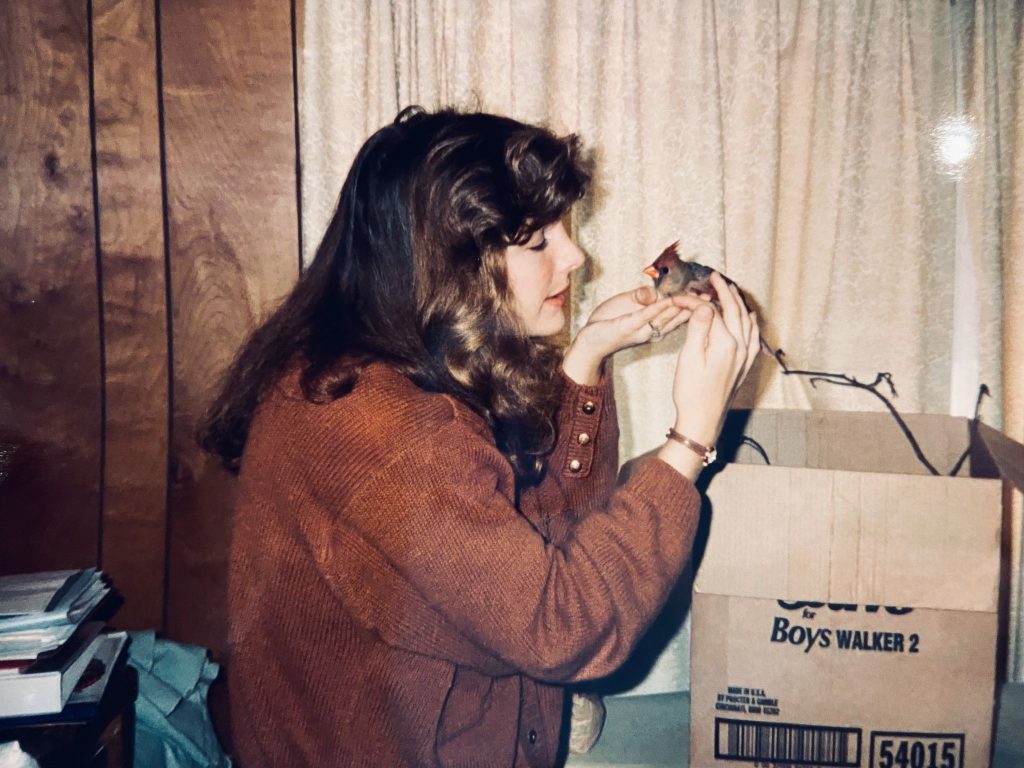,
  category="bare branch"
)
[771,350,940,475]
[947,384,991,477]
[740,436,771,465]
